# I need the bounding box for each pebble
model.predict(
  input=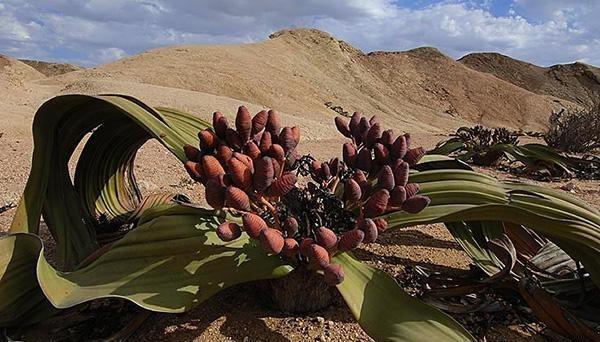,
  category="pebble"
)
[560,182,577,192]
